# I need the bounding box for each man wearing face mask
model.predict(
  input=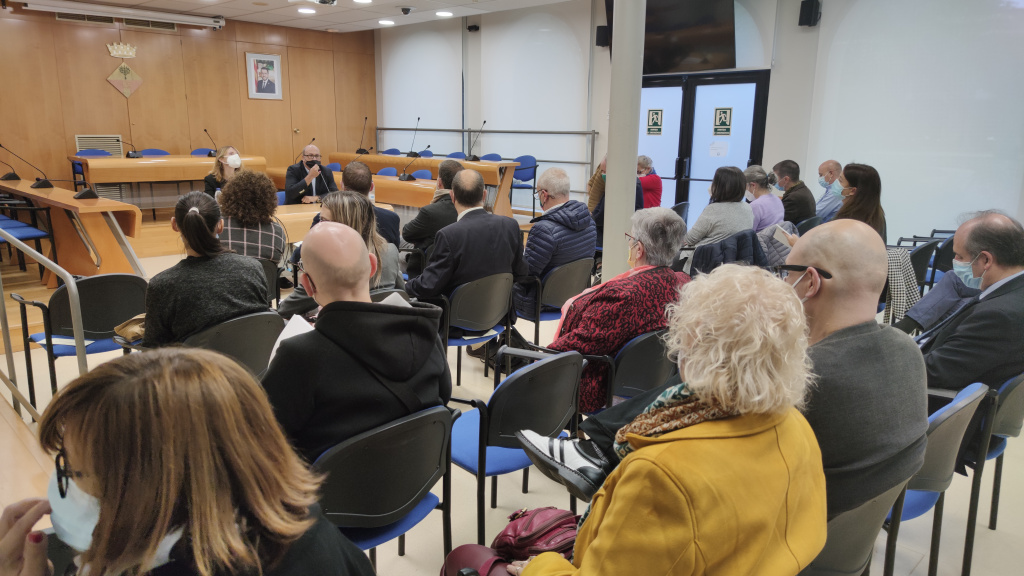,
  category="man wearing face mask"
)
[774,159,816,225]
[284,144,339,205]
[815,159,844,222]
[518,220,929,521]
